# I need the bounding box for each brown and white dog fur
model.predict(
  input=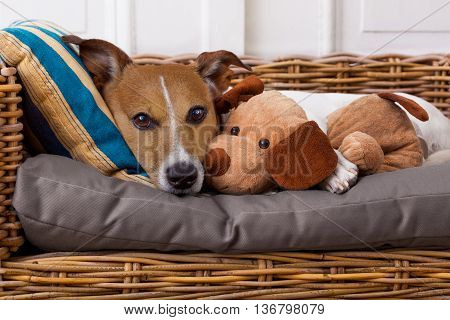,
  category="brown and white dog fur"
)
[62,35,250,195]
